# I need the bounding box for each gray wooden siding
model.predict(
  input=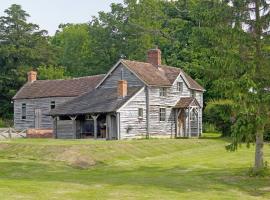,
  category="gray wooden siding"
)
[147,75,190,136]
[99,64,143,88]
[56,120,76,139]
[14,97,74,130]
[118,88,147,139]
